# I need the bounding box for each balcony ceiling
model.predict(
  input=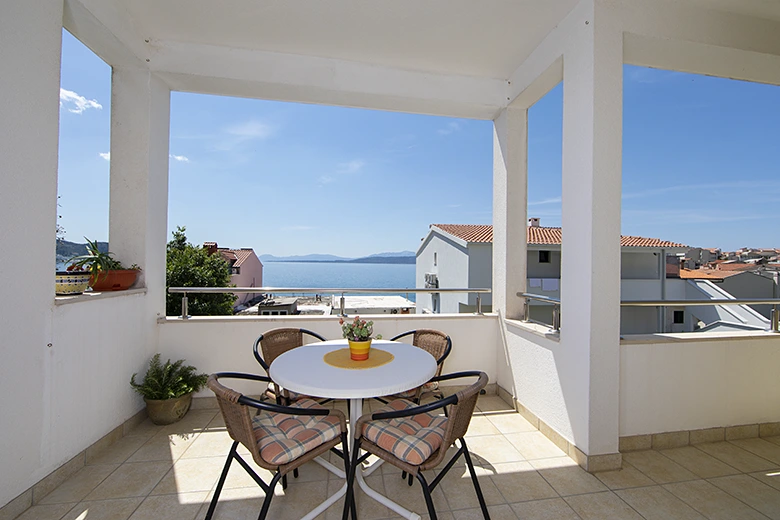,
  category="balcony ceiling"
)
[115,0,580,79]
